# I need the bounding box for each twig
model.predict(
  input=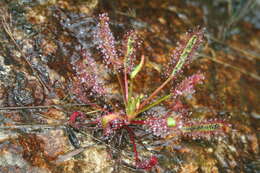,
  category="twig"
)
[0,124,65,130]
[54,145,95,164]
[0,103,94,110]
[1,11,50,92]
